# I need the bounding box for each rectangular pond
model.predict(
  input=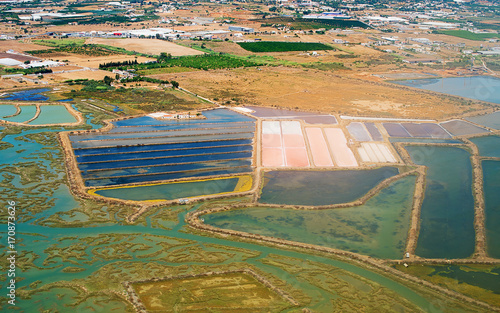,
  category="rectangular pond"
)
[259,167,399,206]
[483,160,500,259]
[84,166,253,187]
[470,135,500,158]
[29,105,77,125]
[92,175,251,201]
[405,145,475,259]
